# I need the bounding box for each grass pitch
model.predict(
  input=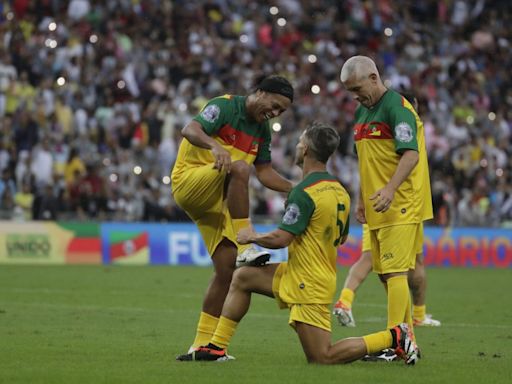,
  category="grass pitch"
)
[0,265,511,384]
